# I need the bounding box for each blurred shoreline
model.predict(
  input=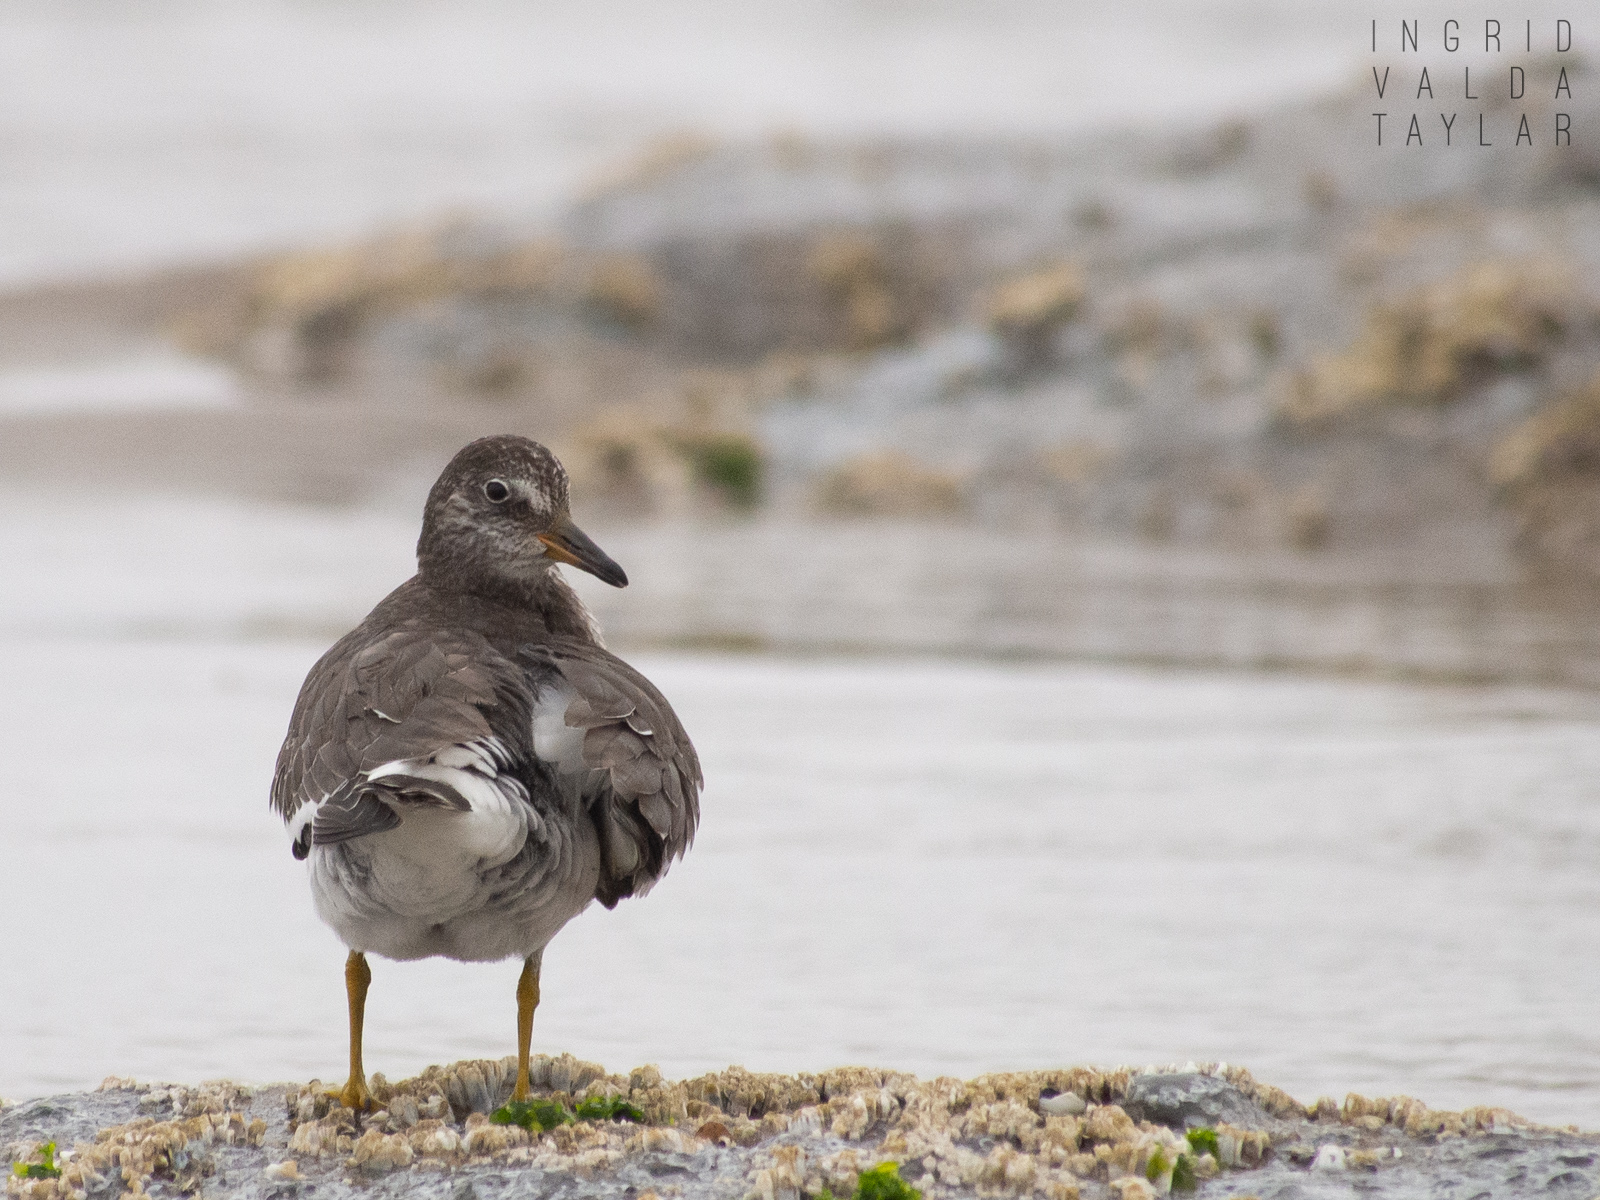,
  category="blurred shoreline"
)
[9,37,1600,691]
[6,61,1600,687]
